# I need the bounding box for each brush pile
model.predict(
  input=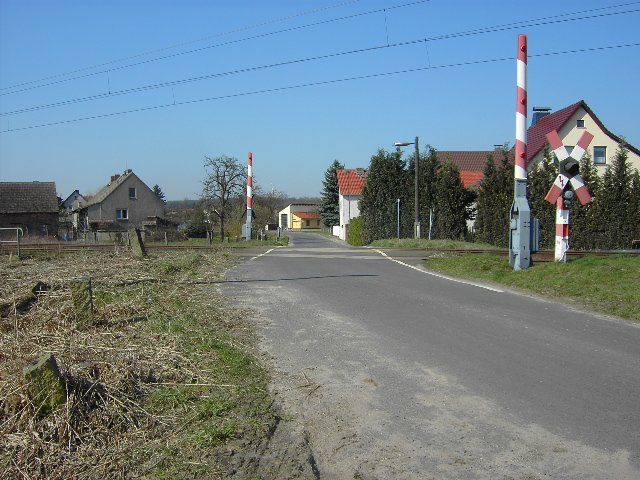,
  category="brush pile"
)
[0,250,264,479]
